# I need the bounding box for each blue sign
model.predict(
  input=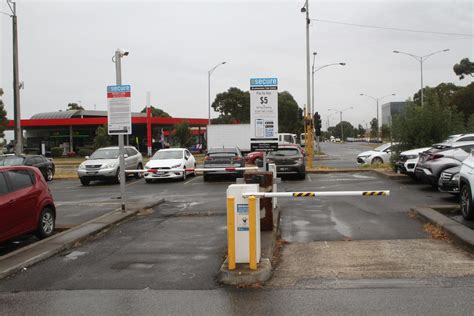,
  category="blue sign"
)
[250,78,278,87]
[107,85,131,93]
